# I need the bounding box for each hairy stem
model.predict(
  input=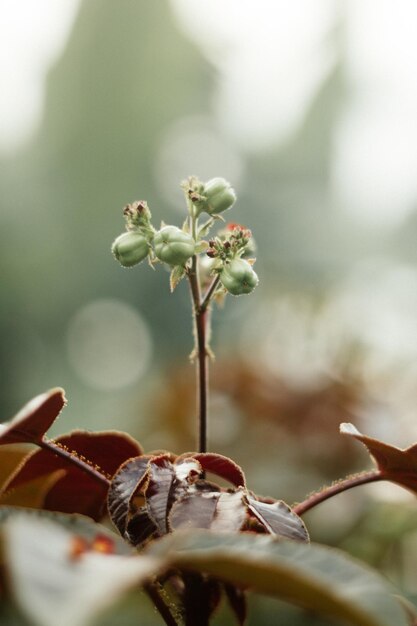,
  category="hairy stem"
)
[293,470,382,516]
[144,582,180,626]
[38,438,110,486]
